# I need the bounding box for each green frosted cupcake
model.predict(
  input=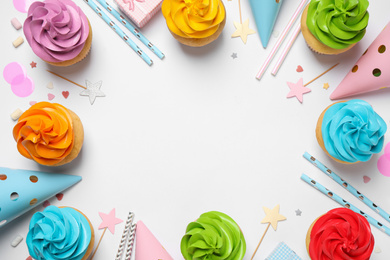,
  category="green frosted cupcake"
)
[181,211,246,260]
[301,0,369,55]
